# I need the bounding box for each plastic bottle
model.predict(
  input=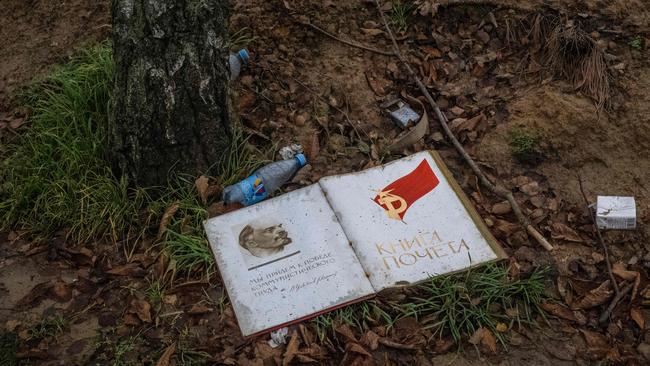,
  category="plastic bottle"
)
[223,154,308,206]
[229,49,250,80]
